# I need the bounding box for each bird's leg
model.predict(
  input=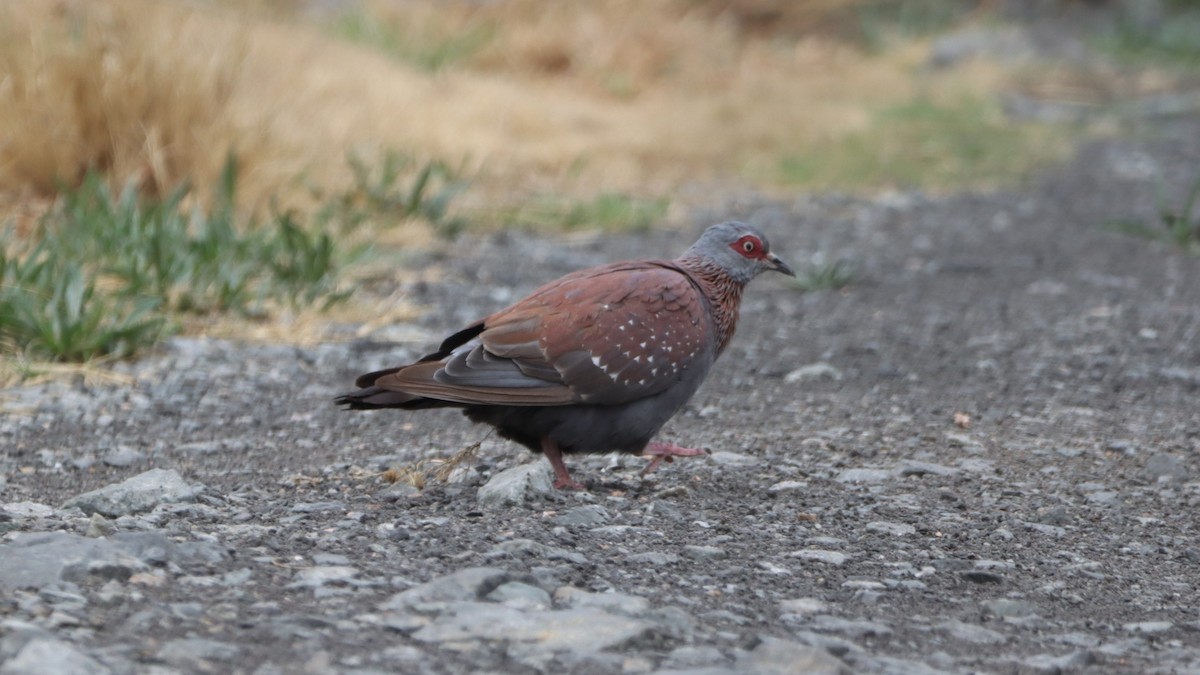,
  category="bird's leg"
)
[541,437,584,490]
[641,441,709,475]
